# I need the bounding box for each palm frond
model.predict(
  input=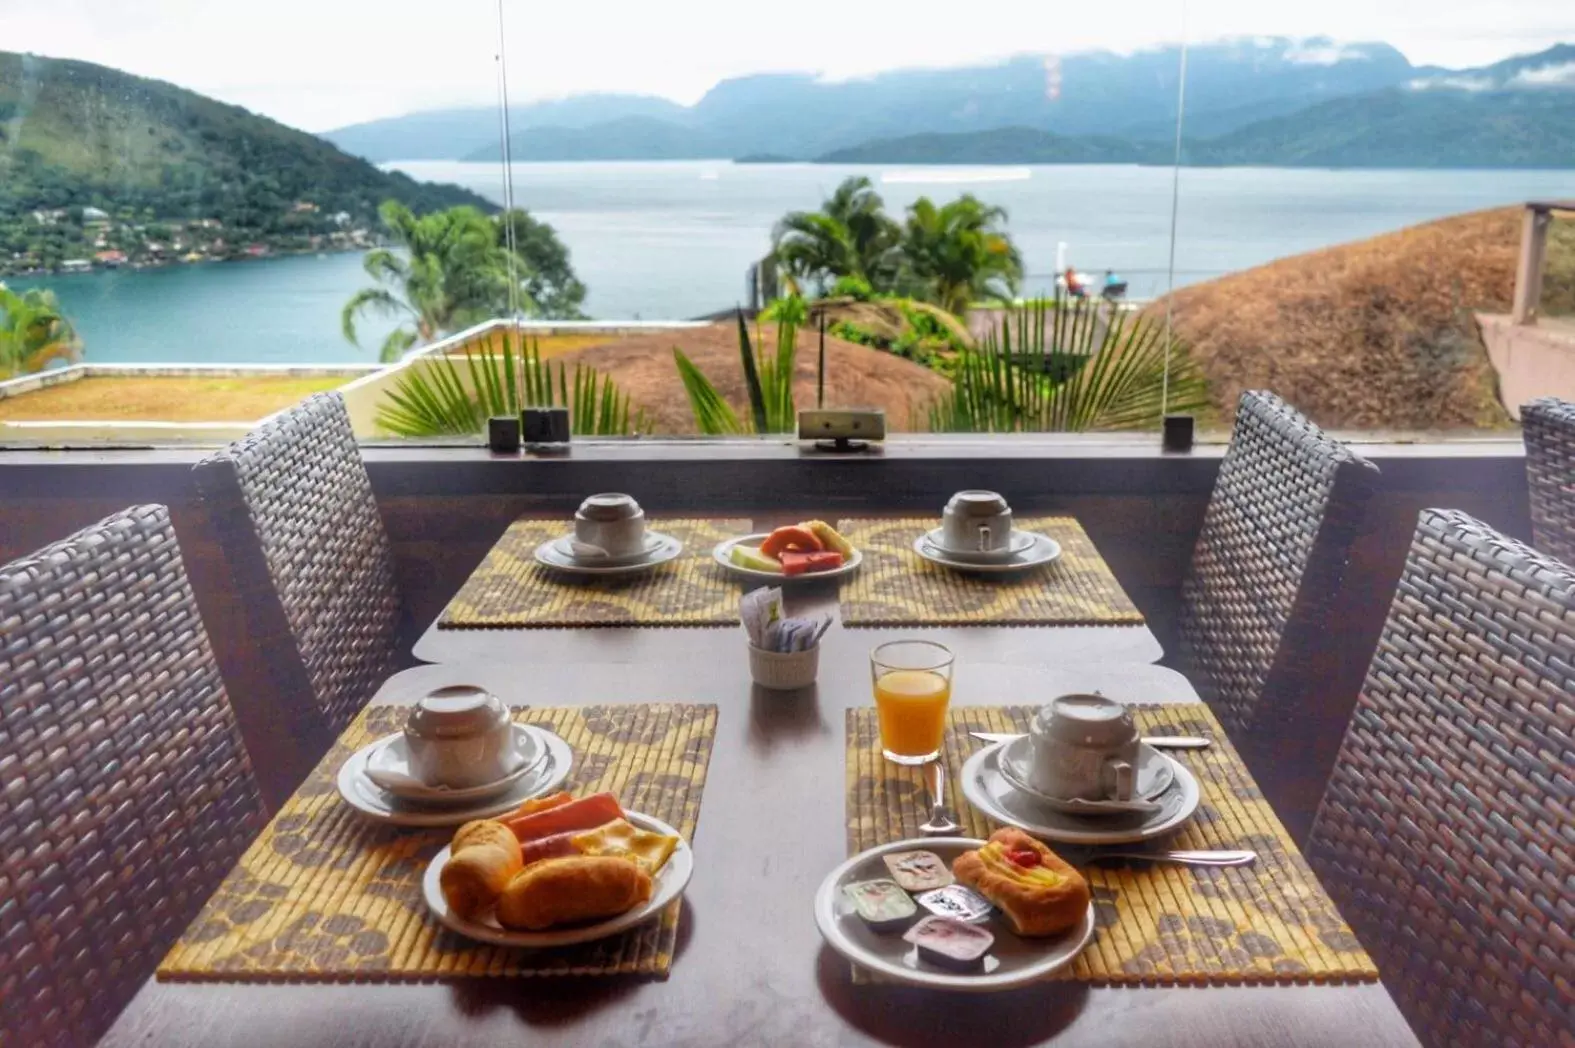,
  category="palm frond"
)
[736,310,769,433]
[924,294,1209,433]
[674,348,744,435]
[375,328,645,438]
